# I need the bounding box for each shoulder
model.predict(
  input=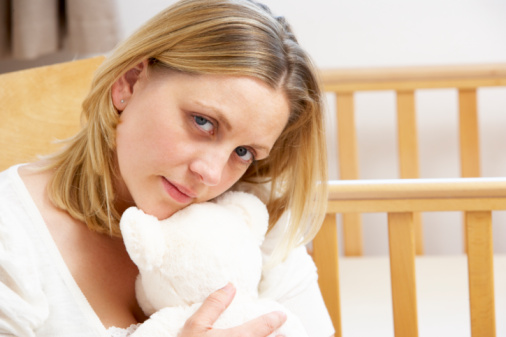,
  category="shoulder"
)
[0,165,32,218]
[0,166,50,335]
[0,163,52,229]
